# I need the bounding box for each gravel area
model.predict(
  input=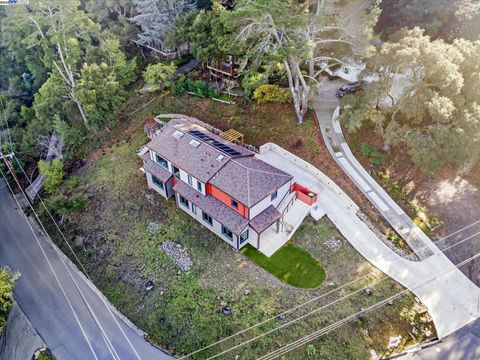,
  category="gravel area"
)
[160,241,193,271]
[324,238,343,251]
